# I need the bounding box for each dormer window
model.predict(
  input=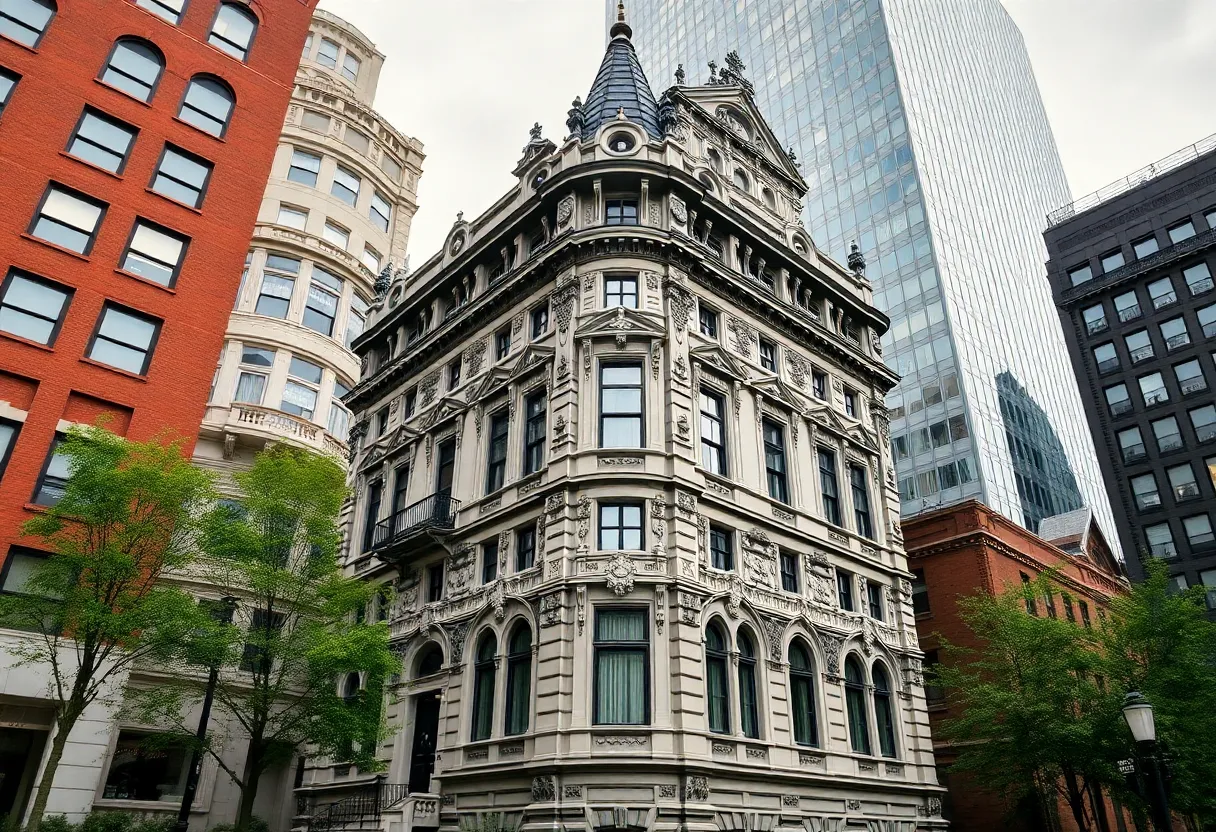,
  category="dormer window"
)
[608,132,636,153]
